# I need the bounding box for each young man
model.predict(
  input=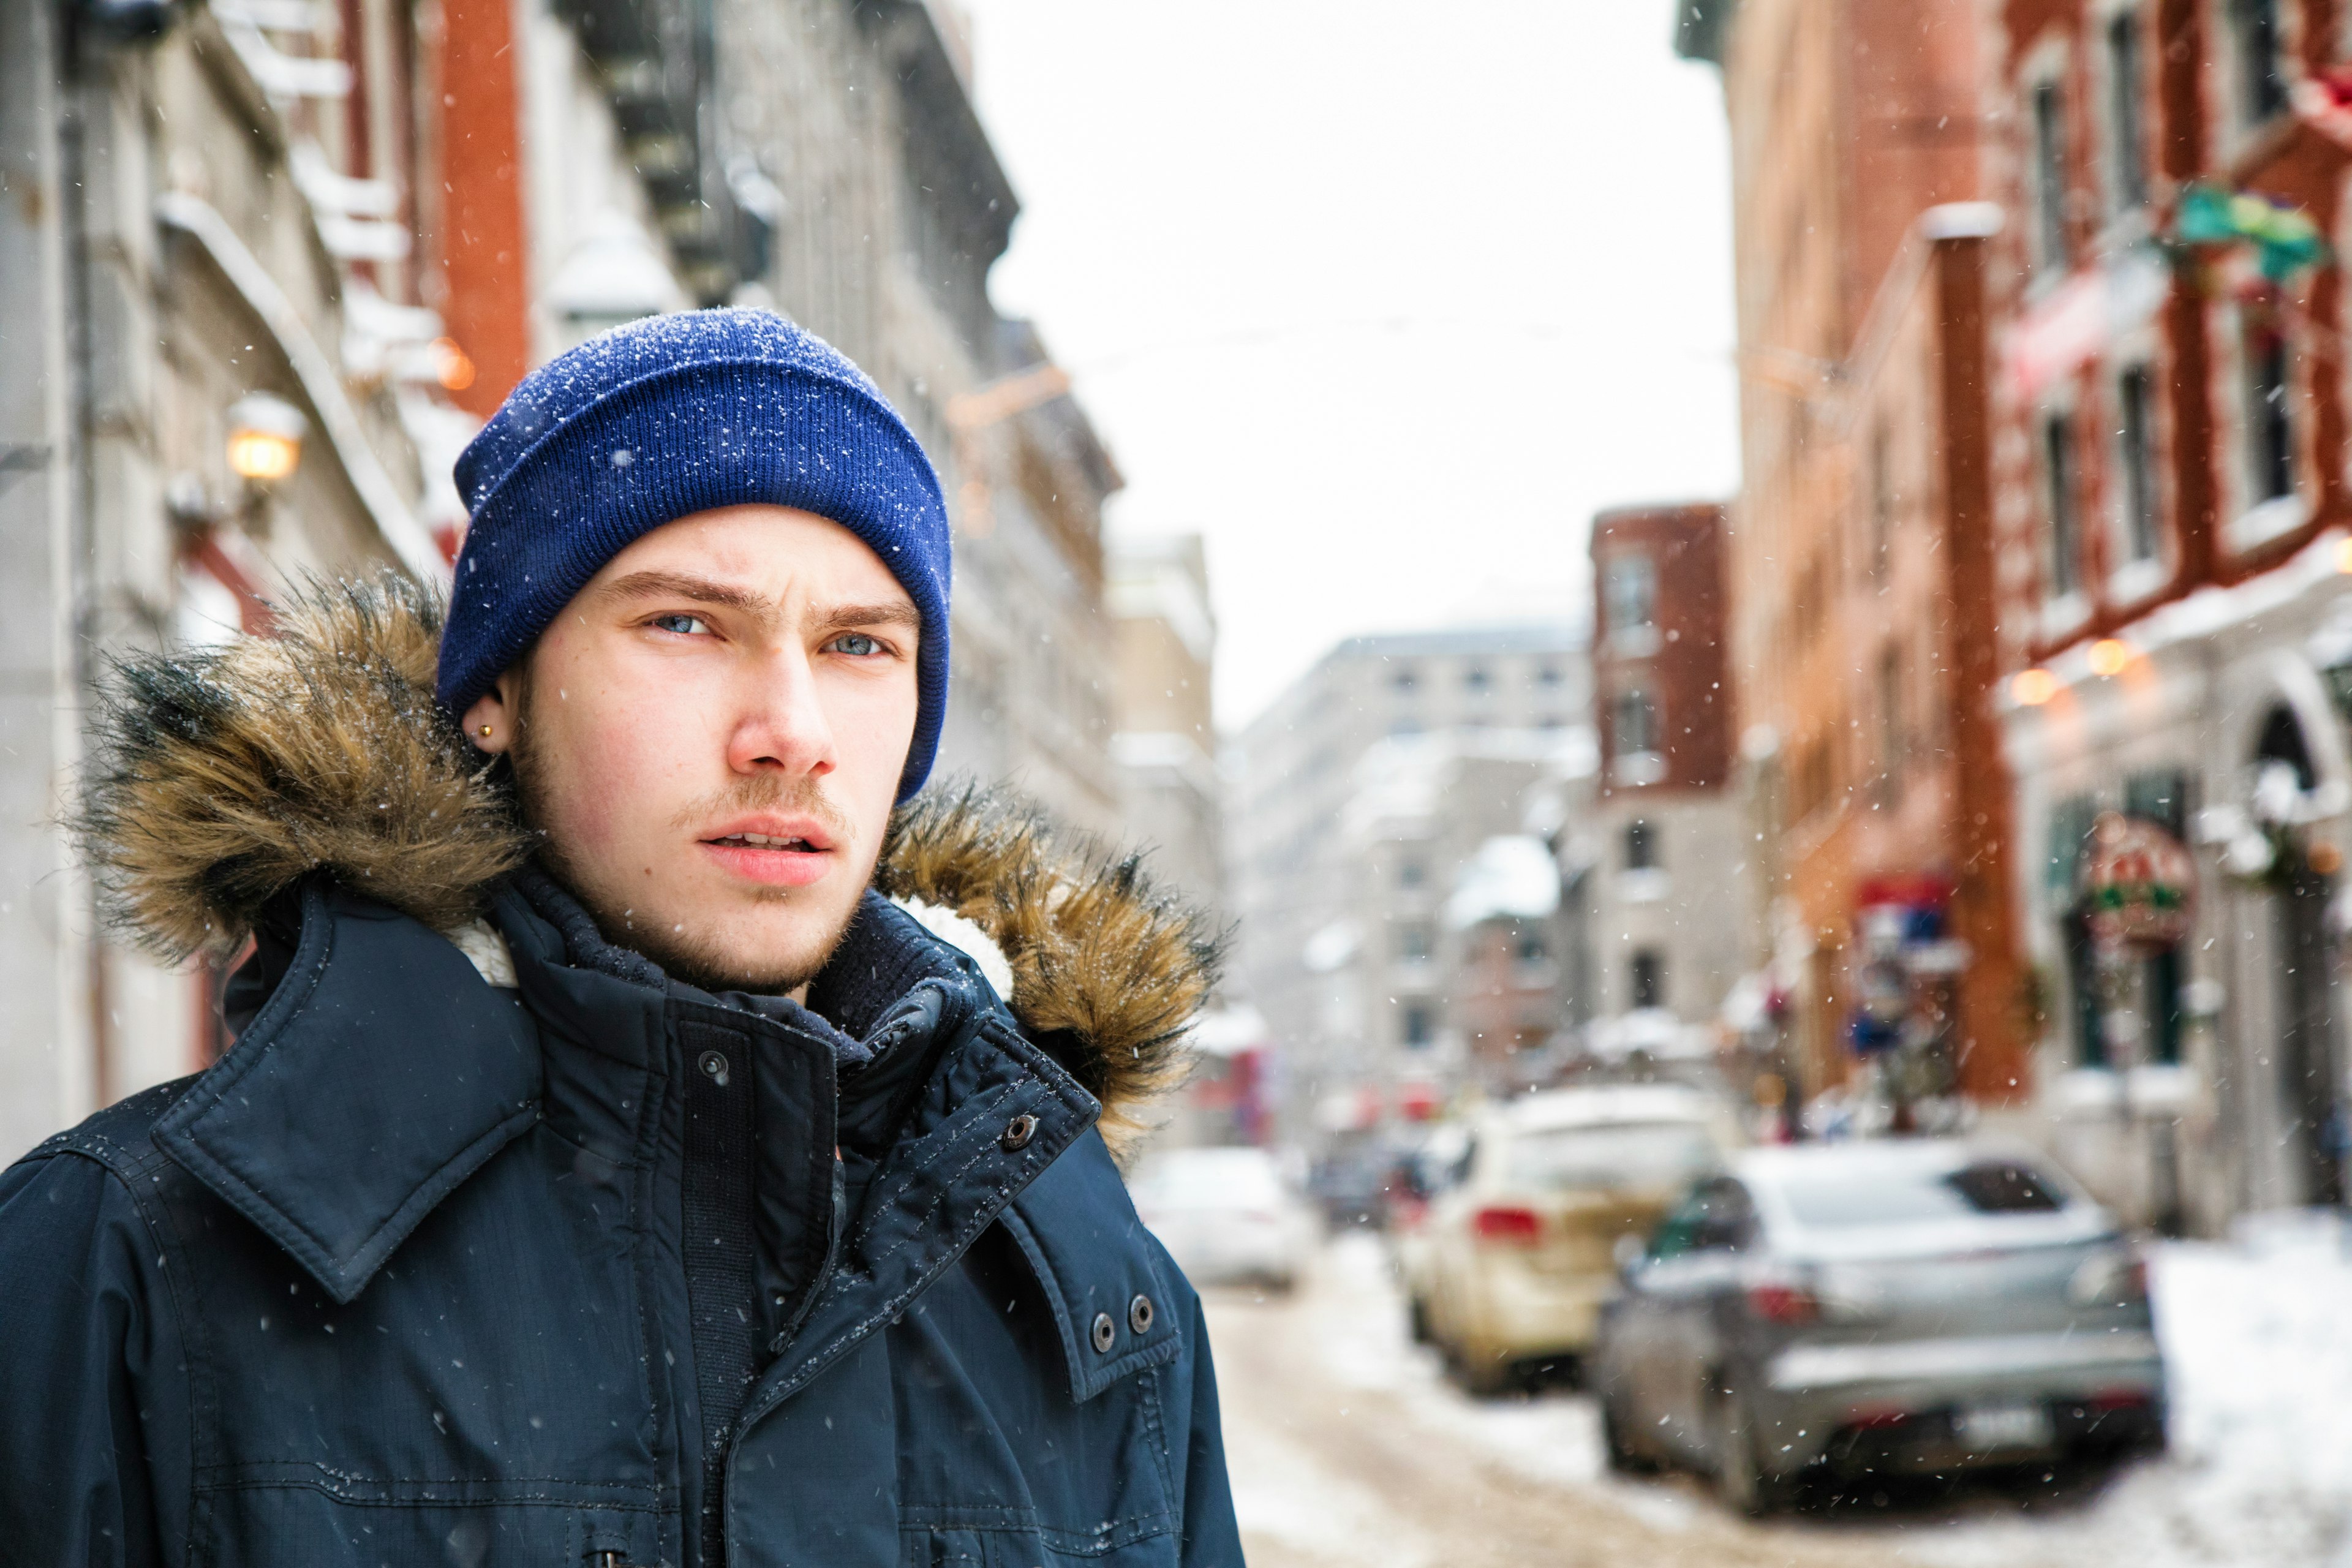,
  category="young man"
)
[0,310,1242,1567]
